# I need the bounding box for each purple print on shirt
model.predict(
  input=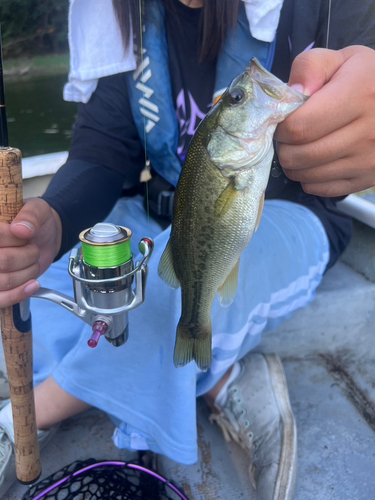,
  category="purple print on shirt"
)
[176,89,207,163]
